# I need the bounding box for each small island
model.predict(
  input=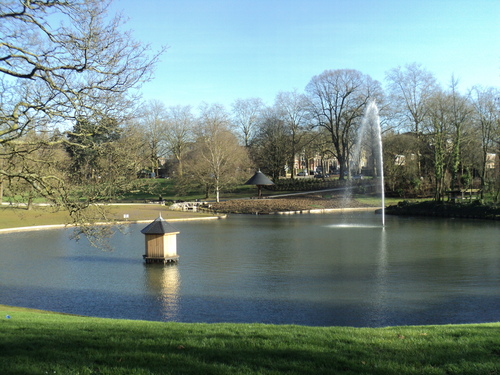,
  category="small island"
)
[385,200,500,220]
